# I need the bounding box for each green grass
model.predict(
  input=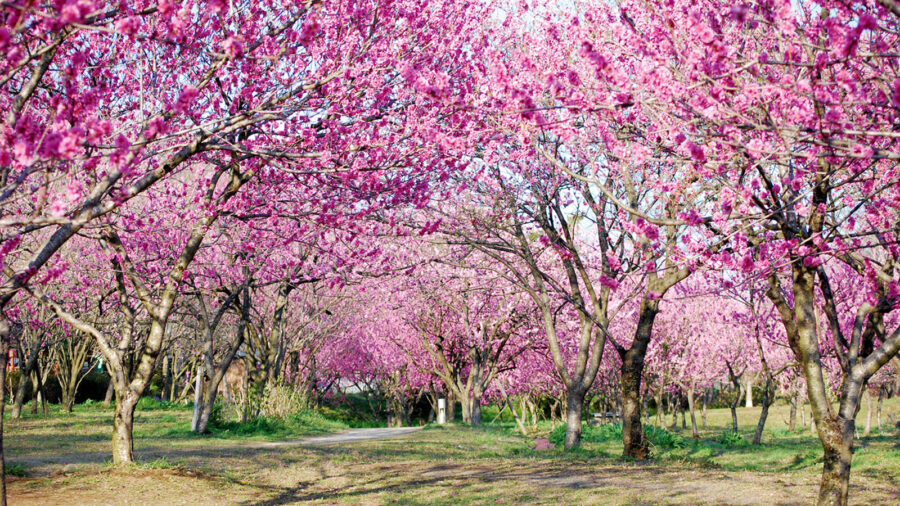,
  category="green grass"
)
[208,409,350,438]
[4,396,900,504]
